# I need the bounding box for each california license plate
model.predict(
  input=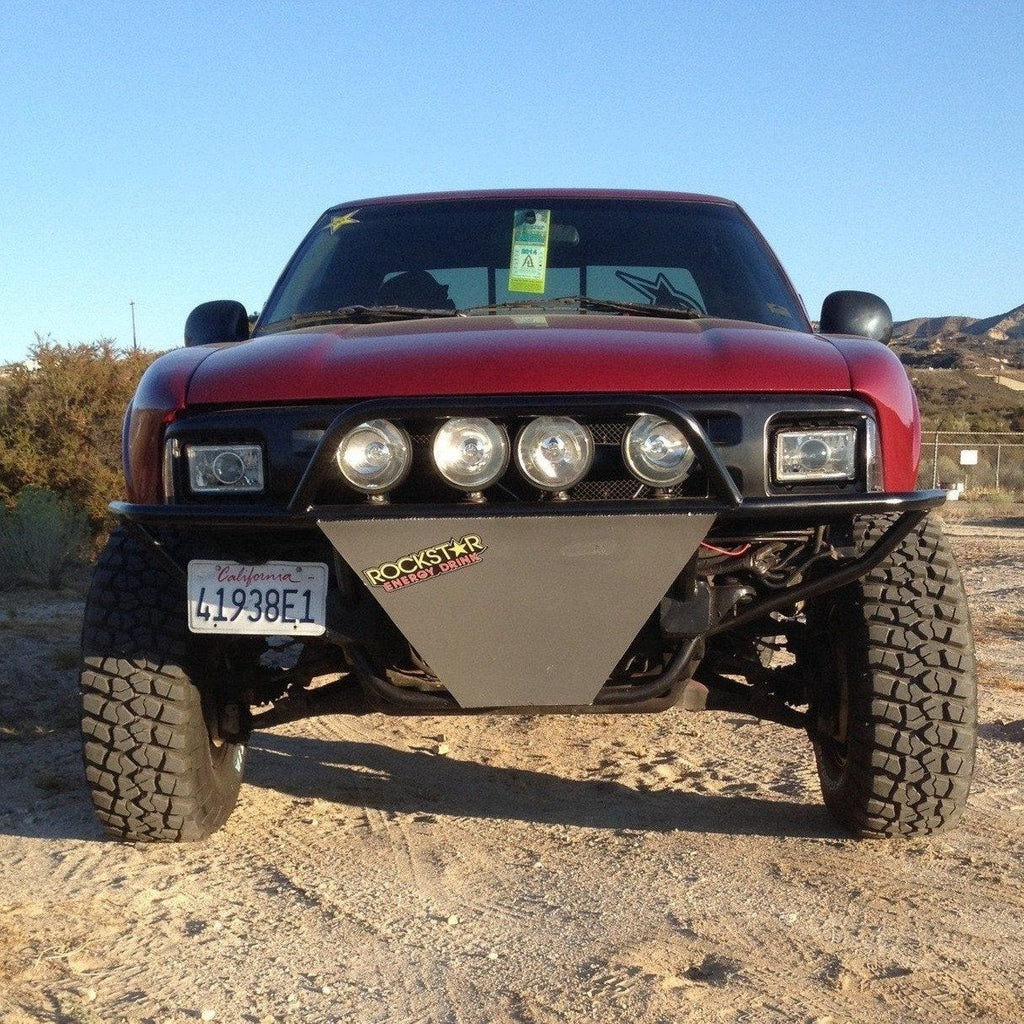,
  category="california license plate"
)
[187,561,328,635]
